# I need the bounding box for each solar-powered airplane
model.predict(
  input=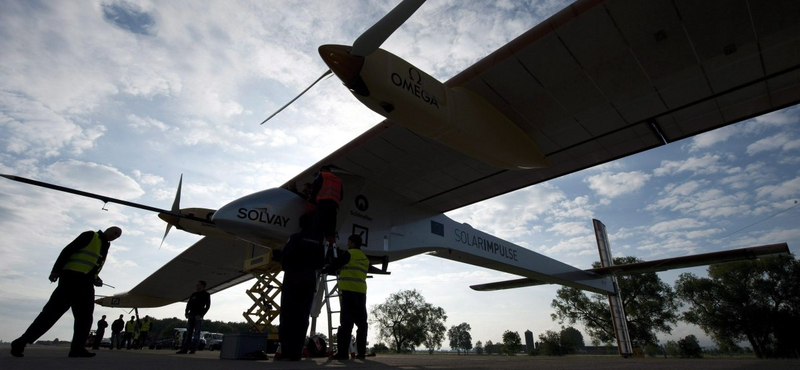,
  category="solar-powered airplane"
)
[2,0,797,350]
